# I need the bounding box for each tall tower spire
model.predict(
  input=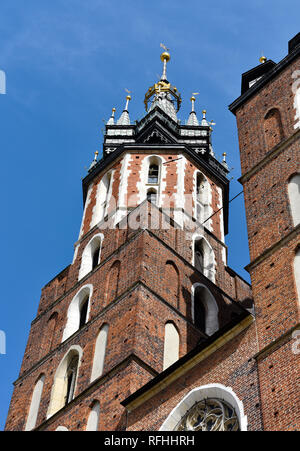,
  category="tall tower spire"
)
[144,46,181,122]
